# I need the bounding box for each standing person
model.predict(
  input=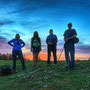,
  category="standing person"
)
[46,29,58,65]
[63,23,77,70]
[31,31,41,70]
[8,34,26,73]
